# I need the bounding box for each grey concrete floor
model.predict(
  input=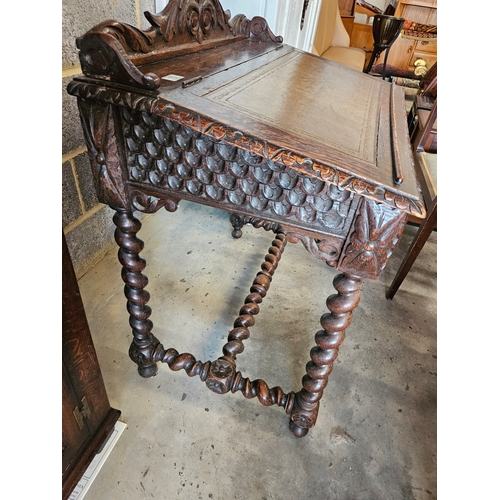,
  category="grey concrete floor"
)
[77,200,437,500]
